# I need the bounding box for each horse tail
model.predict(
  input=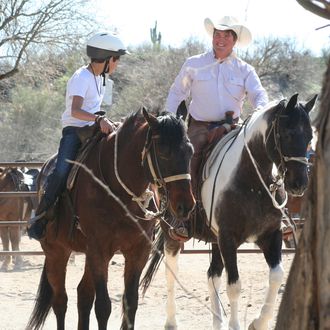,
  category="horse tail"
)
[140,226,165,296]
[26,264,52,330]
